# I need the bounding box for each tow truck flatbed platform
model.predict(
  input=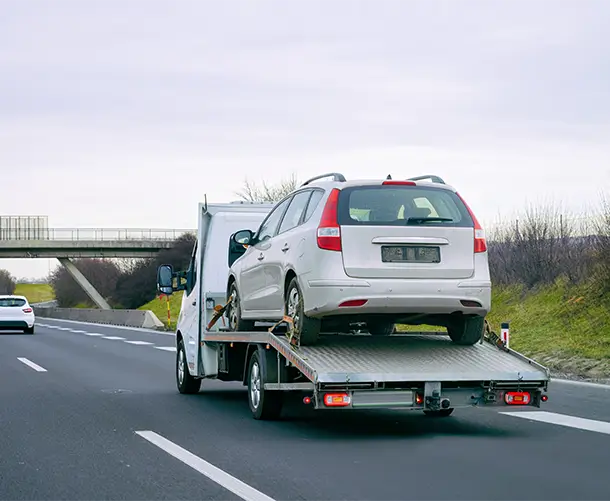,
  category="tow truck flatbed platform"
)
[202,329,549,387]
